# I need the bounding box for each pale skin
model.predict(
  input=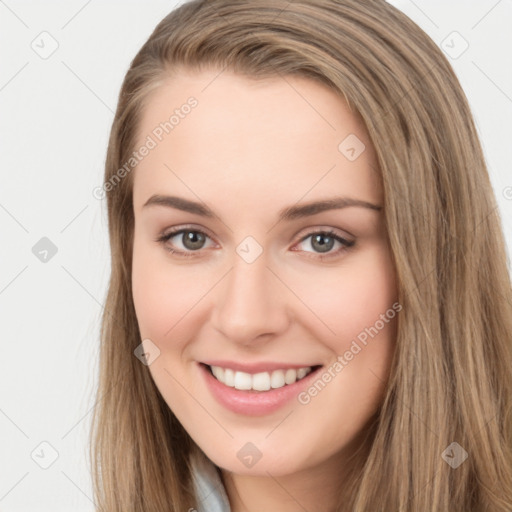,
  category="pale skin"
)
[131,68,398,512]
